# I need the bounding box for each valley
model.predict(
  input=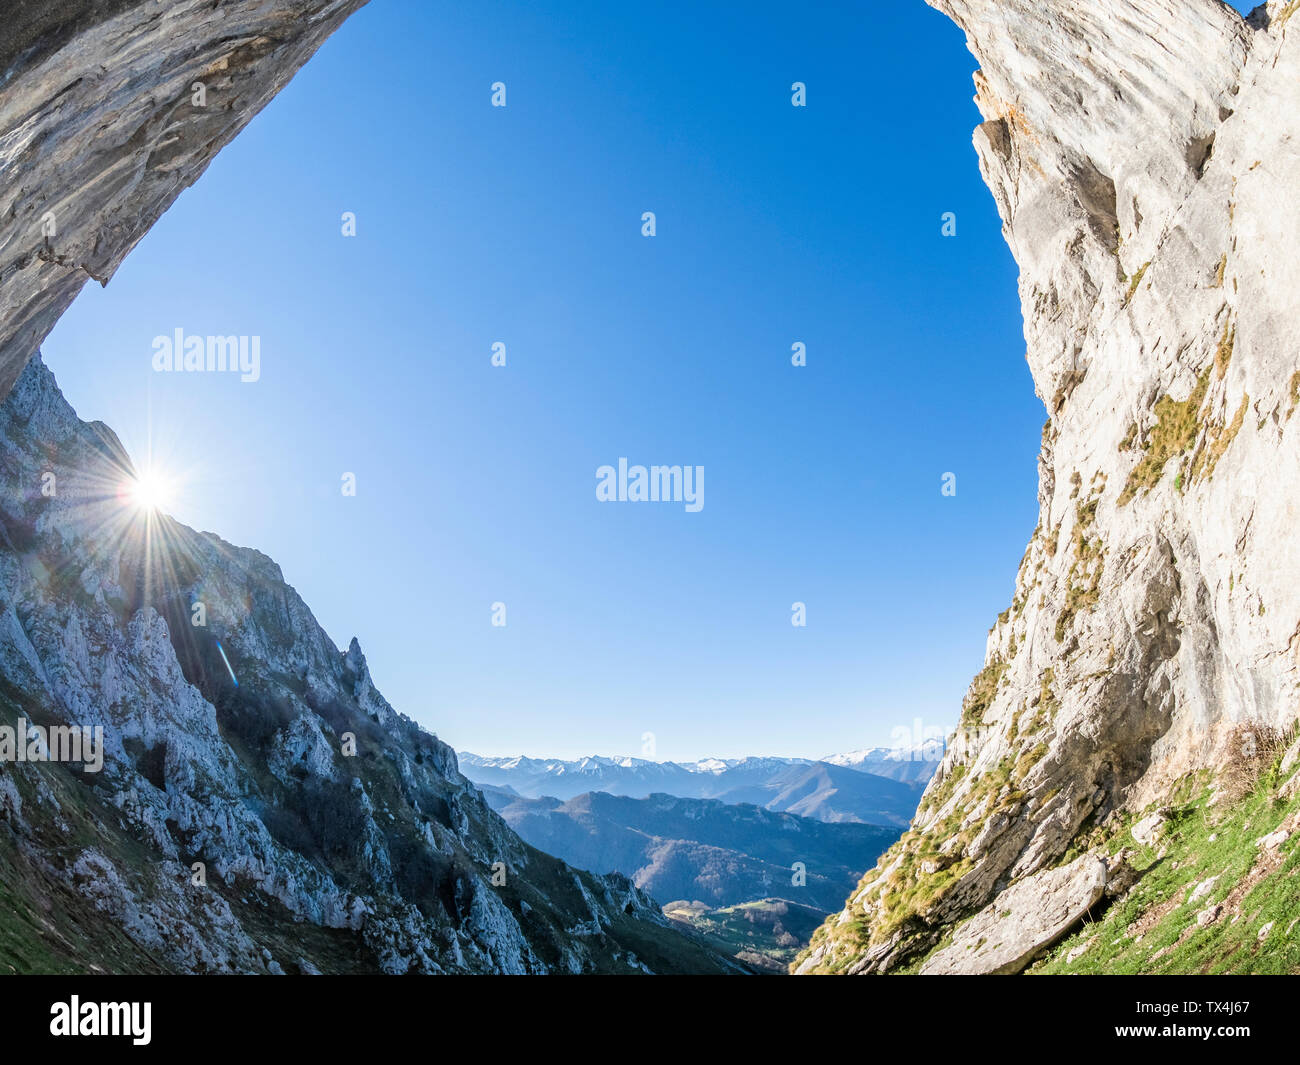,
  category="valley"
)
[464,756,933,967]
